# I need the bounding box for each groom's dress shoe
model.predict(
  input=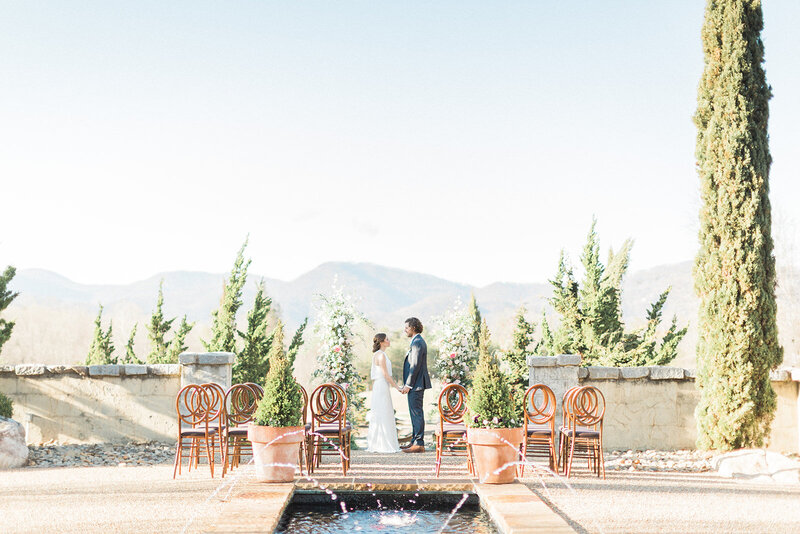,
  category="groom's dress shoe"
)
[402,444,425,453]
